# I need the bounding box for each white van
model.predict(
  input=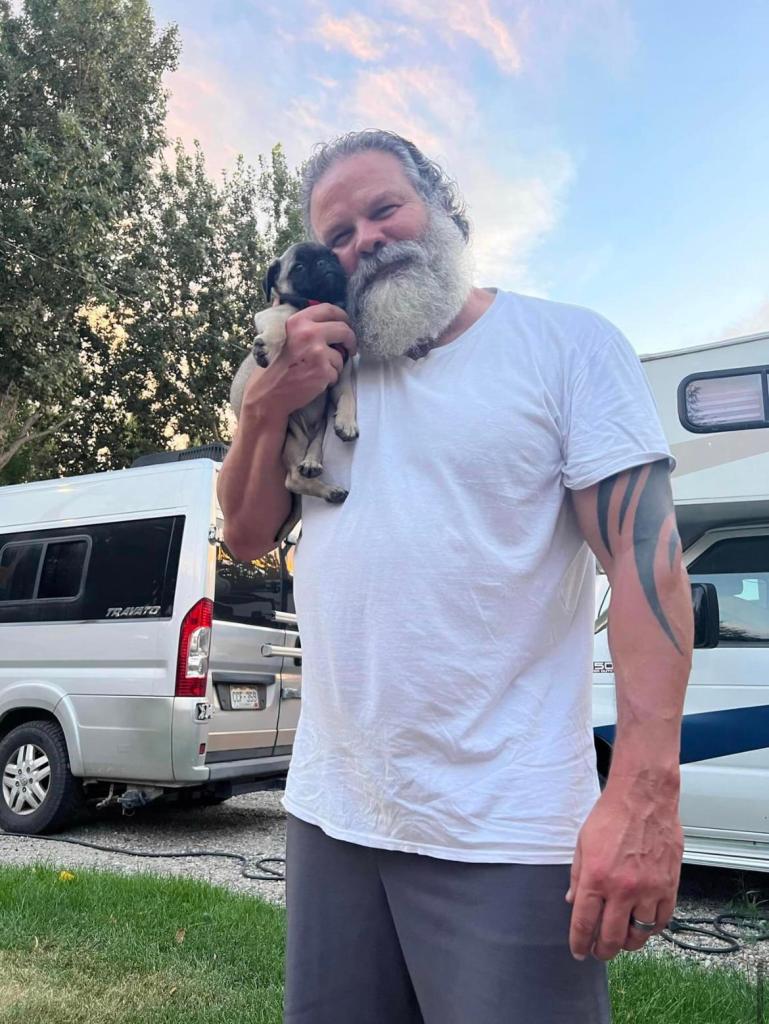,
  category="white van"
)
[0,448,301,834]
[593,330,769,872]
